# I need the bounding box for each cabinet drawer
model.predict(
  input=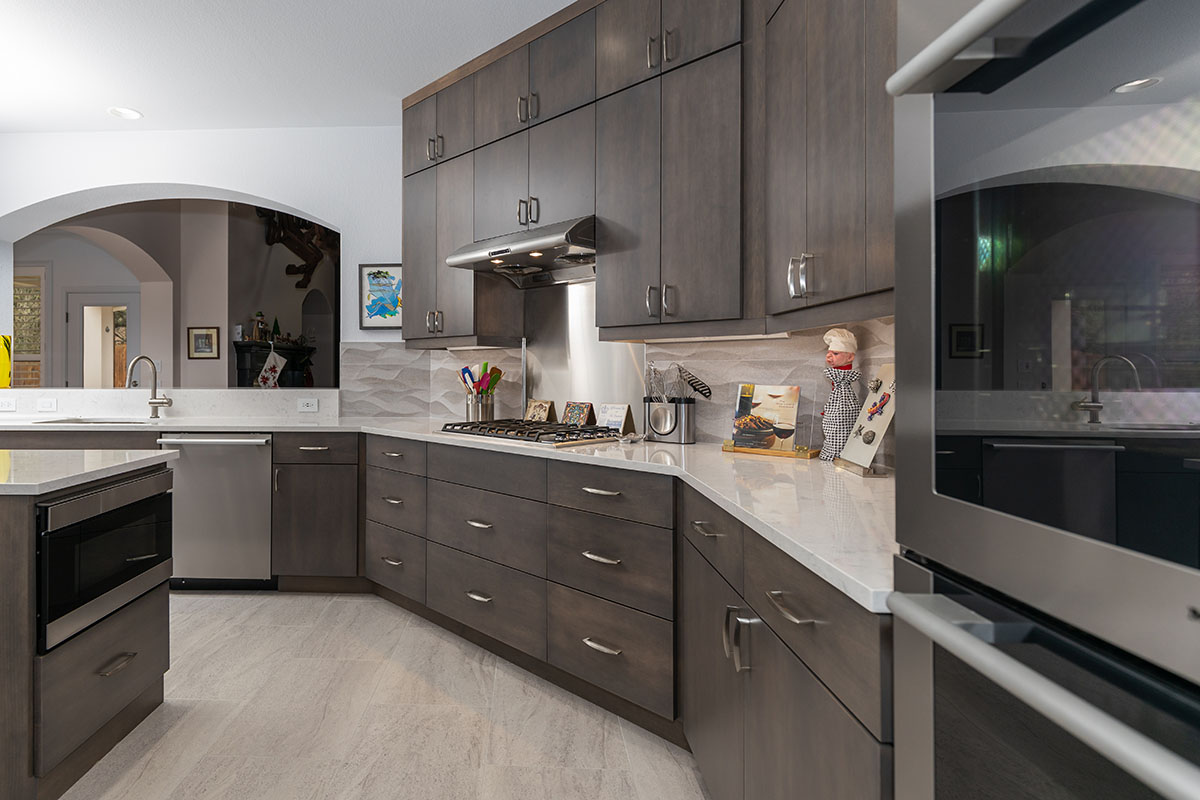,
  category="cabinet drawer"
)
[428,443,547,501]
[547,583,674,719]
[365,435,427,476]
[547,463,673,528]
[365,467,428,535]
[679,483,744,594]
[272,432,358,464]
[34,583,169,776]
[364,522,427,603]
[549,506,673,619]
[743,532,891,741]
[428,479,548,577]
[427,542,547,660]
